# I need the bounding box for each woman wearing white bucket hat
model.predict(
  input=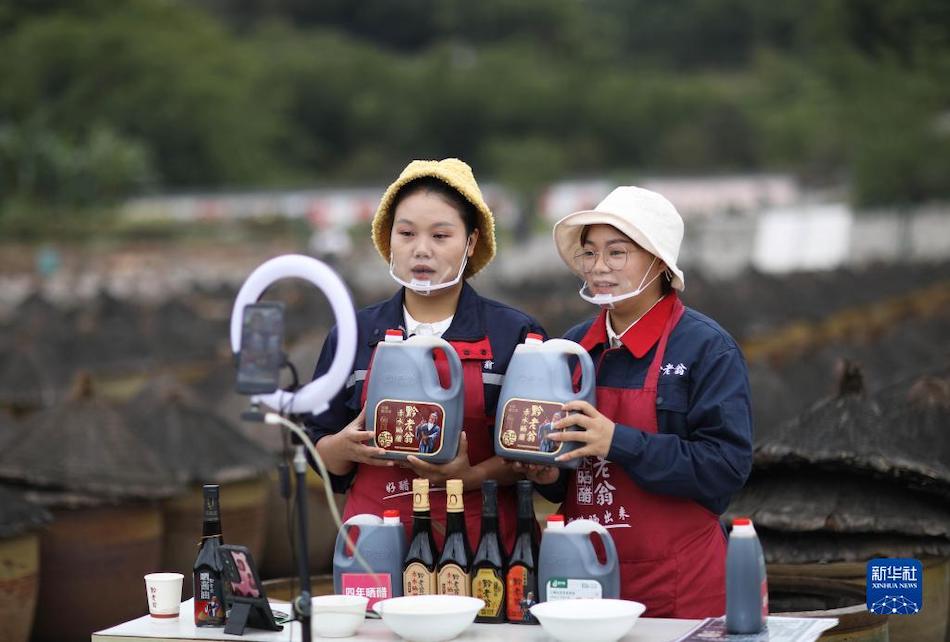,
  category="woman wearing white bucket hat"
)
[522,186,753,619]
